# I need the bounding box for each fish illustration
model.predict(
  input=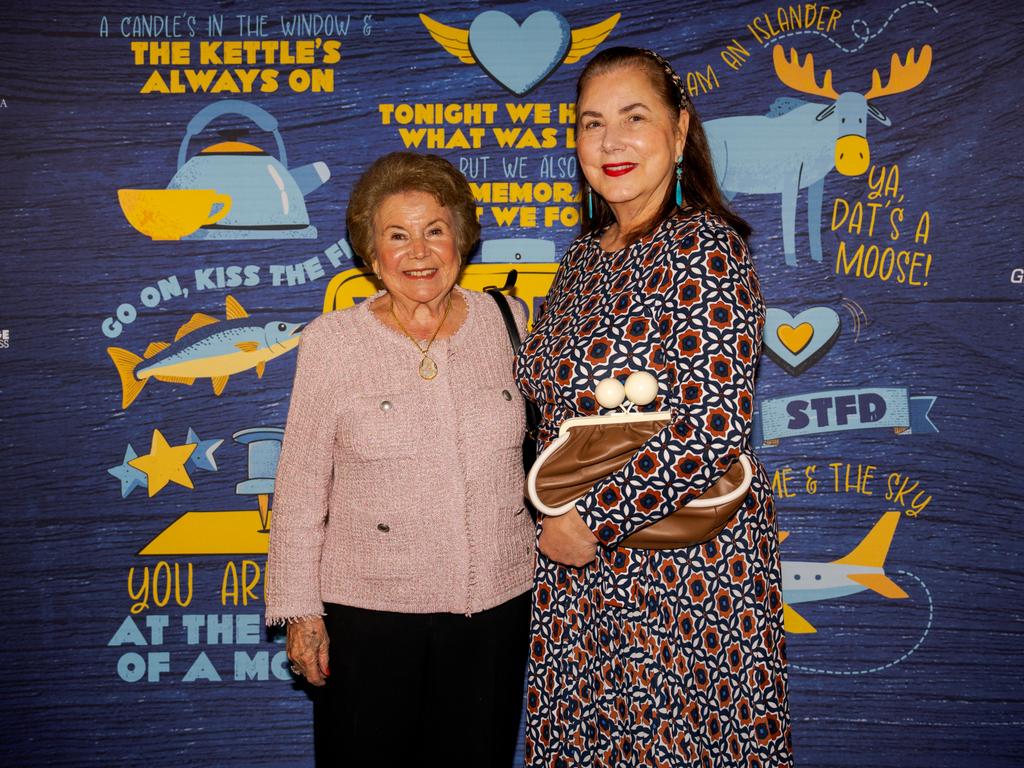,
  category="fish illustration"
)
[108,295,305,409]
